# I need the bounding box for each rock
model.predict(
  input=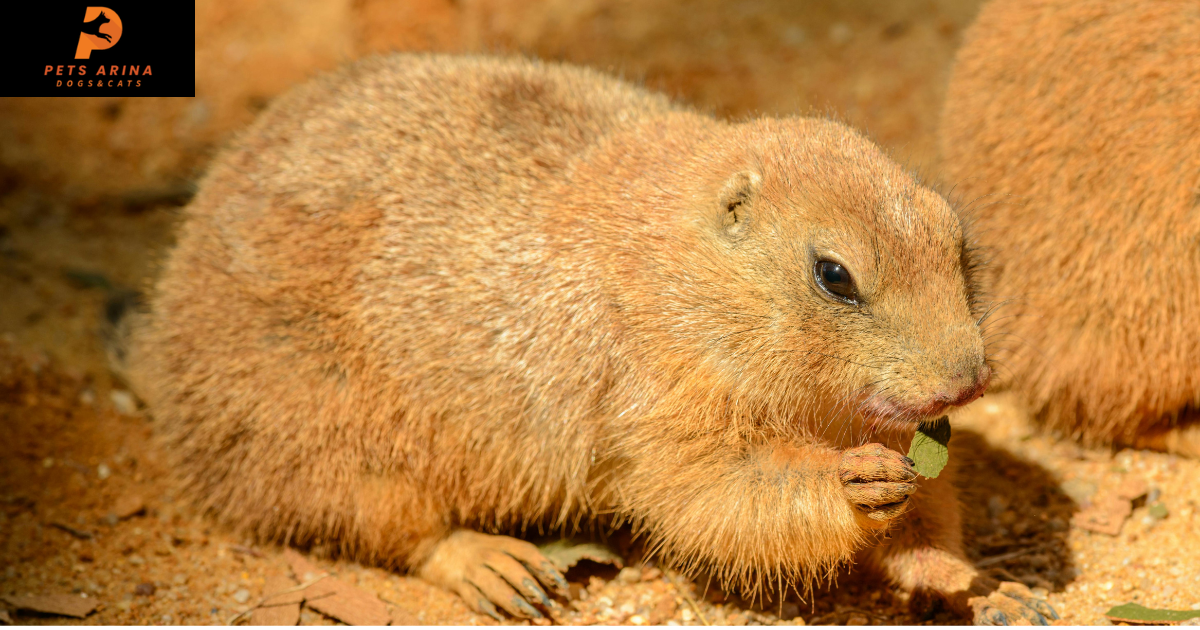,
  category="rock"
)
[649,597,678,624]
[232,589,250,604]
[111,495,146,520]
[109,390,138,415]
[389,607,421,626]
[303,576,390,625]
[988,495,1009,518]
[283,548,324,583]
[618,567,642,585]
[1114,479,1148,501]
[1061,479,1098,506]
[1072,496,1132,535]
[1,594,98,618]
[252,576,302,626]
[538,540,624,572]
[828,22,853,45]
[134,583,156,596]
[846,613,870,625]
[96,463,111,480]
